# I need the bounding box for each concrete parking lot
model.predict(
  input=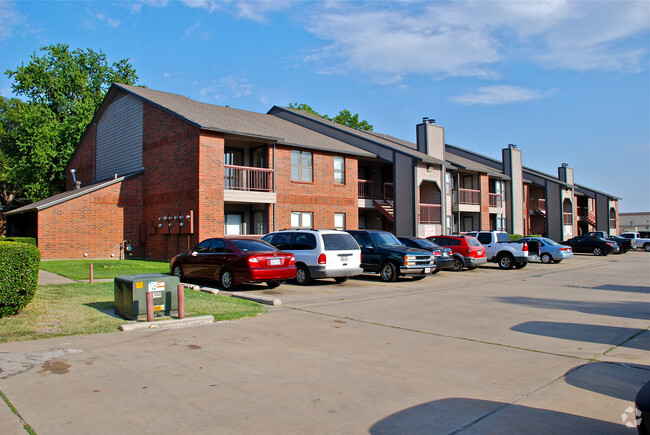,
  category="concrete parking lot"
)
[1,252,648,434]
